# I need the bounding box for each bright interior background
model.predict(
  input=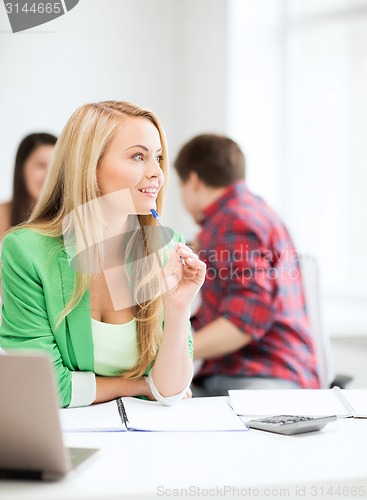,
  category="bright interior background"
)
[1,0,366,386]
